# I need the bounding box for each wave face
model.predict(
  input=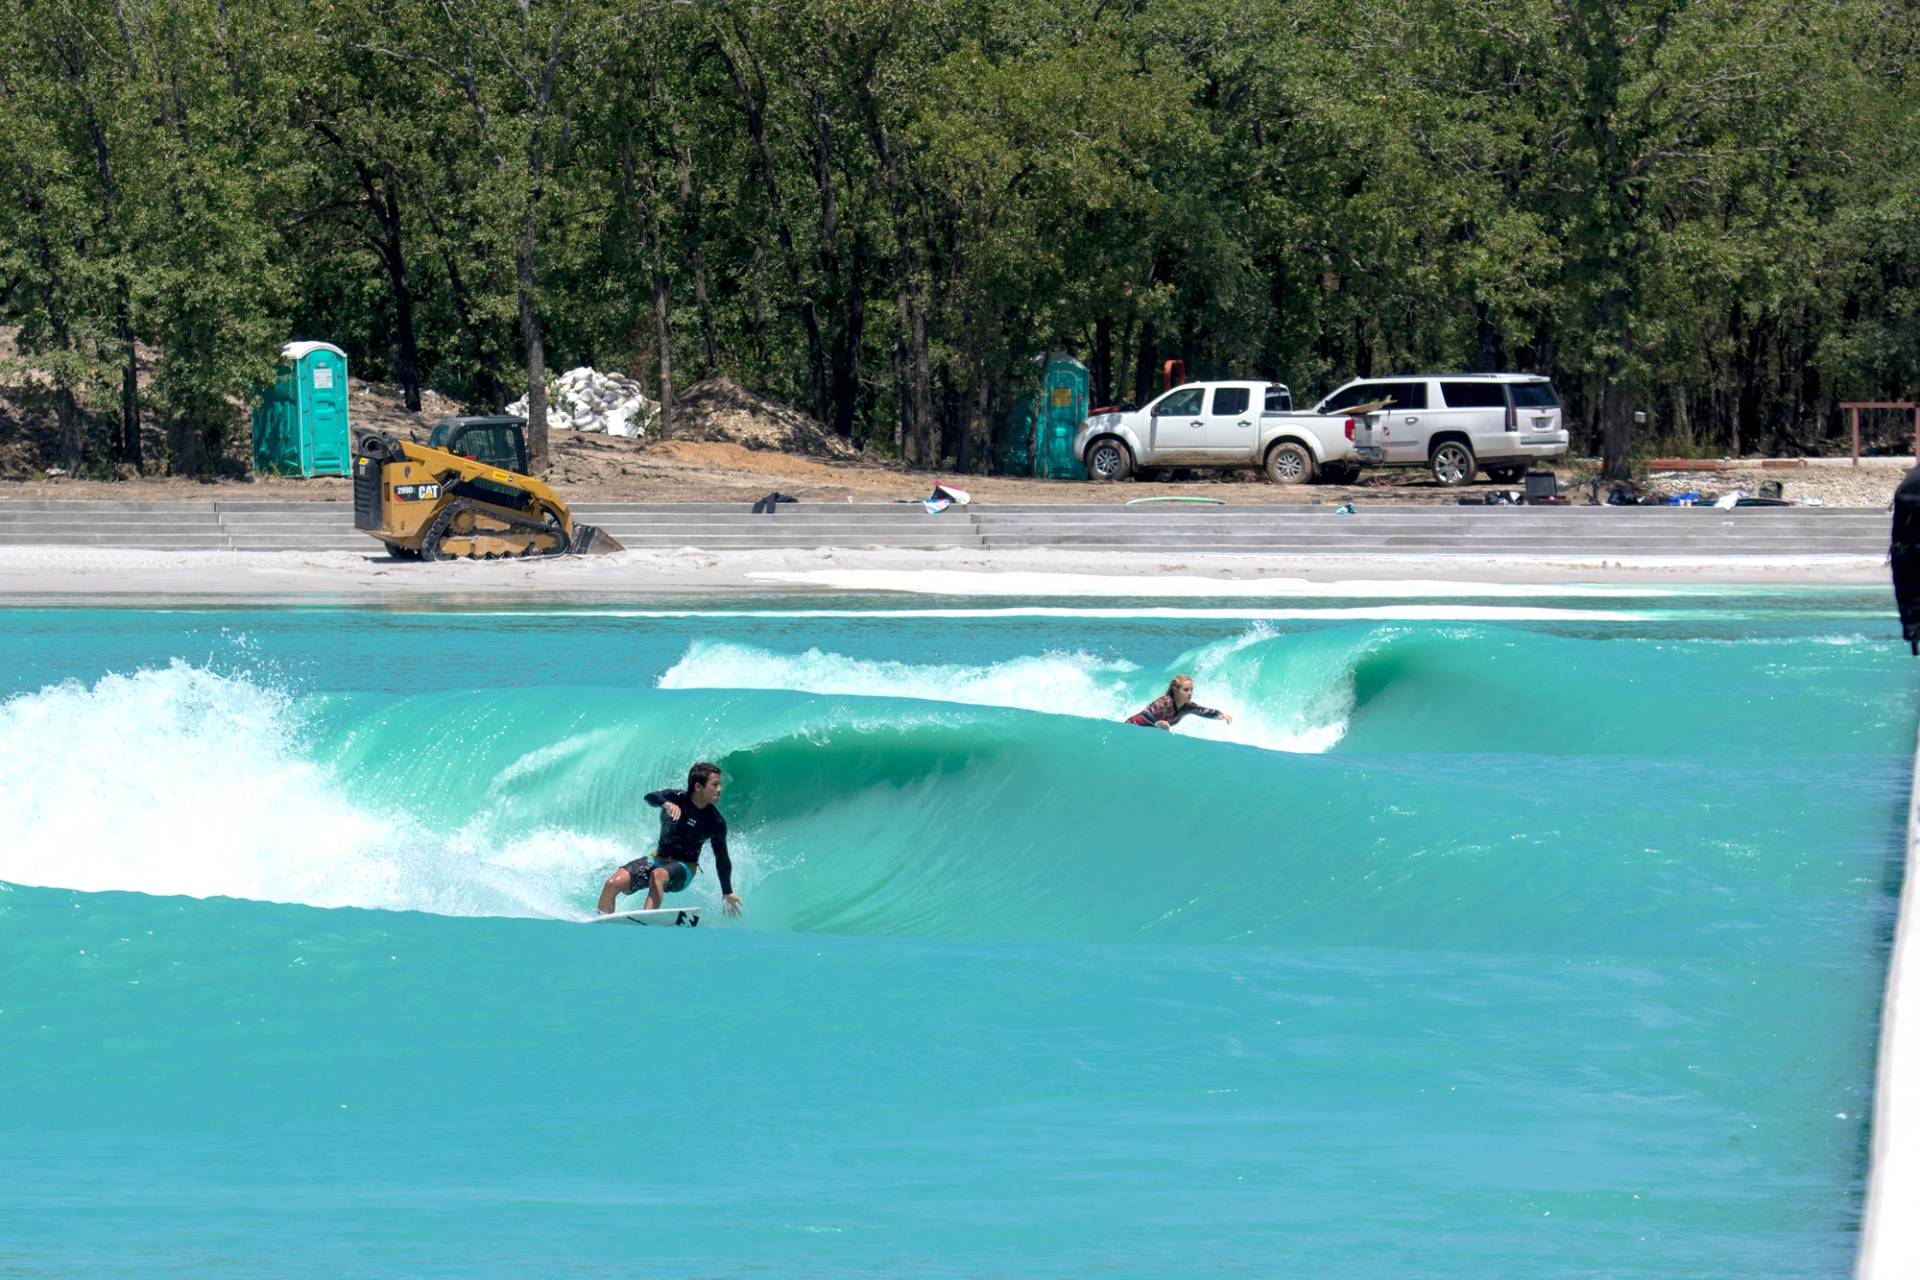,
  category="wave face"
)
[0,609,1906,949]
[0,594,1907,1279]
